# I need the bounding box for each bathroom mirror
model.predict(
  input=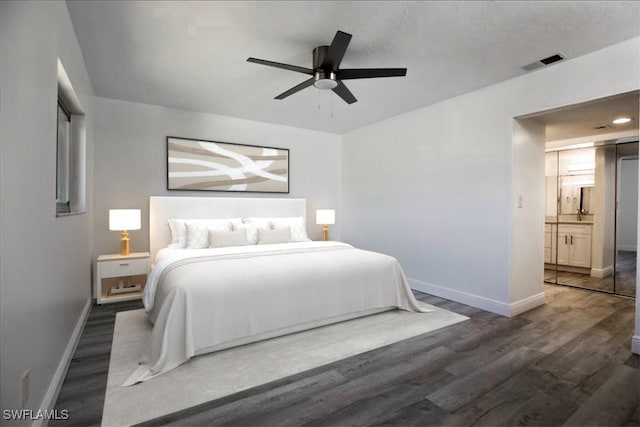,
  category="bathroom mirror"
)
[559,174,594,215]
[579,186,594,214]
